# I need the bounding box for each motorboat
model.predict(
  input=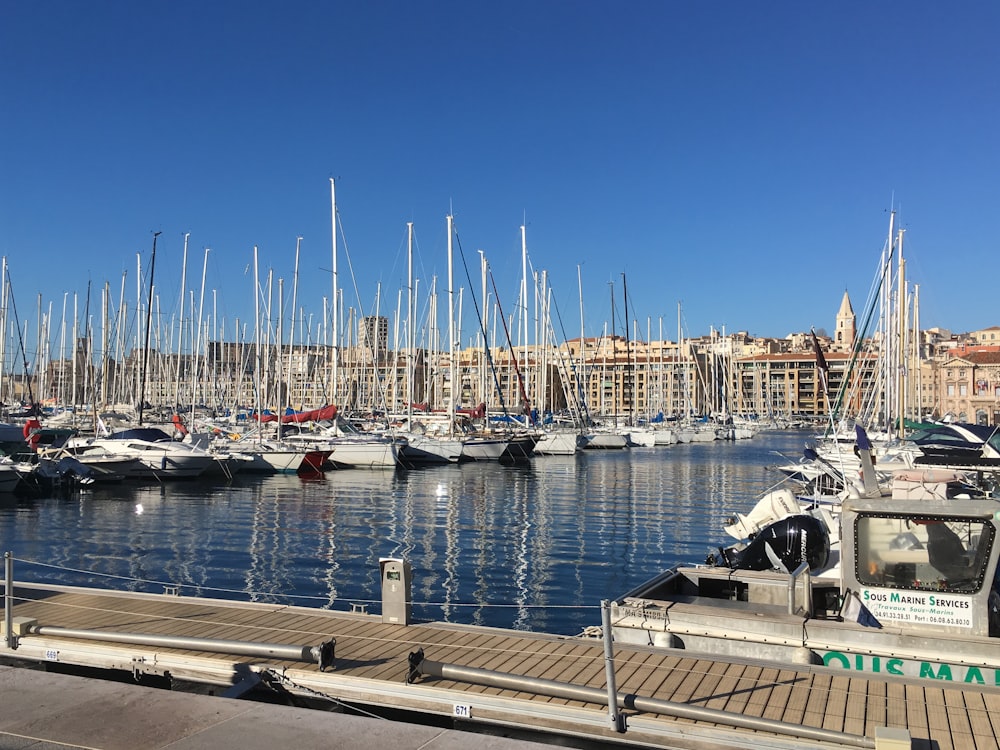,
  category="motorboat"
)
[61,428,217,480]
[908,422,1000,472]
[610,464,1000,688]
